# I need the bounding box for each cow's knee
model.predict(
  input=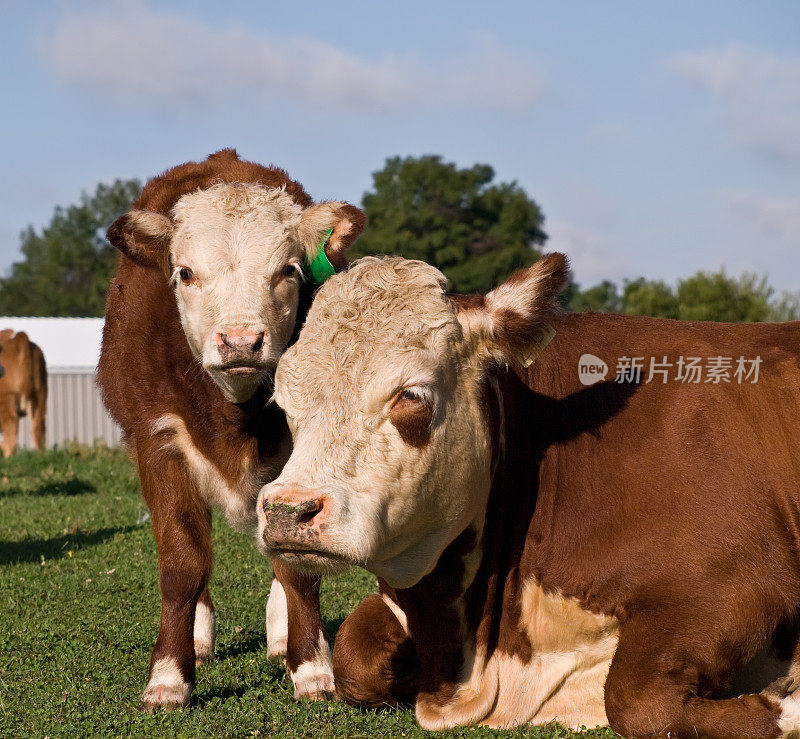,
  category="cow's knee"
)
[605,677,684,738]
[333,593,420,708]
